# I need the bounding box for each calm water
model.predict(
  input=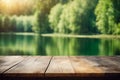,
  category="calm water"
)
[0,34,120,56]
